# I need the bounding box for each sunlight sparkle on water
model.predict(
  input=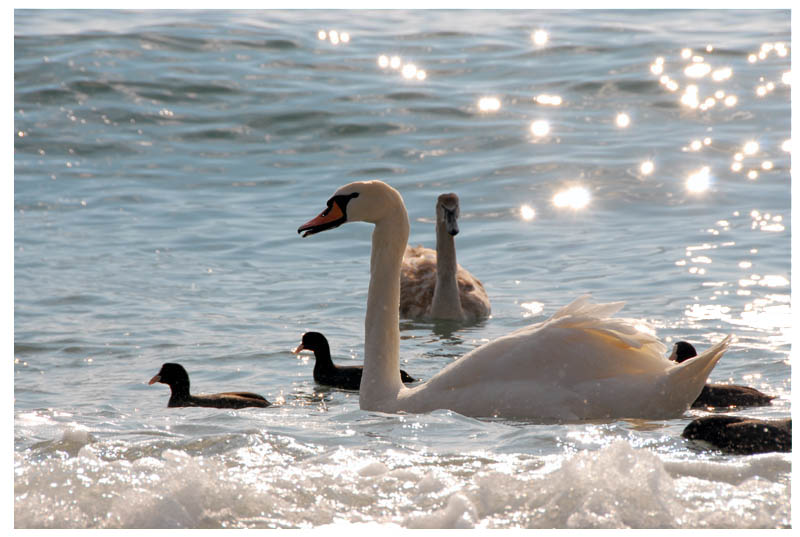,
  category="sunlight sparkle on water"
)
[521,301,544,318]
[640,160,654,175]
[781,139,791,152]
[318,30,350,46]
[743,141,759,155]
[478,97,501,112]
[681,85,699,108]
[615,113,631,128]
[699,97,716,110]
[532,30,548,46]
[685,63,711,78]
[711,67,732,81]
[378,55,425,81]
[751,210,785,232]
[520,204,536,221]
[553,186,590,209]
[530,120,550,137]
[535,94,562,106]
[401,64,418,79]
[686,166,711,193]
